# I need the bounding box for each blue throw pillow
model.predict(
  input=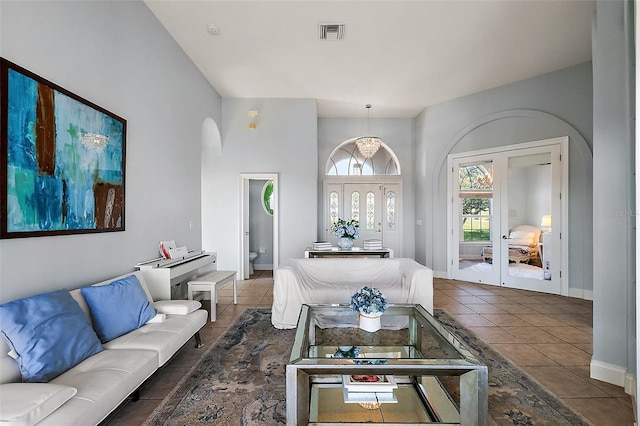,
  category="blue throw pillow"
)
[81,275,156,343]
[0,289,103,383]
